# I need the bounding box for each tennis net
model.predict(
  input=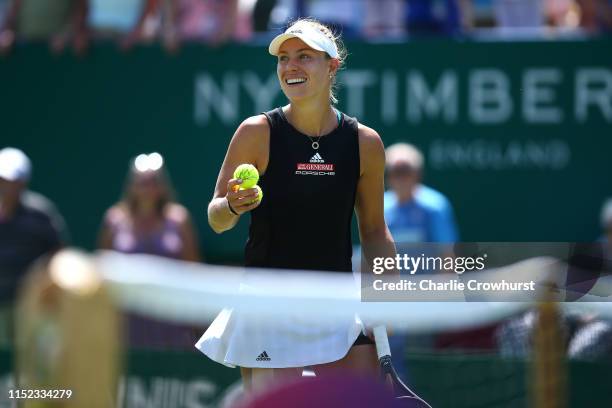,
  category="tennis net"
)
[8,247,612,408]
